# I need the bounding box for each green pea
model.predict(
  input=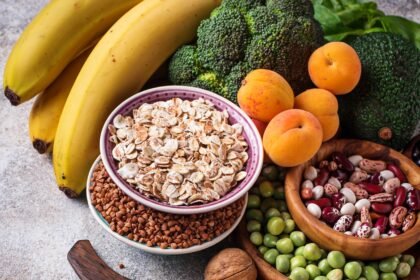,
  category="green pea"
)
[263,233,278,248]
[303,243,322,261]
[276,254,290,273]
[318,259,333,275]
[262,165,279,181]
[267,216,285,235]
[250,232,263,246]
[276,238,294,254]
[306,264,321,280]
[278,233,289,239]
[278,200,288,211]
[290,231,306,247]
[368,262,380,272]
[359,277,367,280]
[379,257,398,273]
[281,211,292,220]
[261,198,278,212]
[284,219,296,233]
[282,253,294,260]
[258,245,268,255]
[265,207,281,219]
[290,267,310,280]
[363,265,379,280]
[295,246,305,256]
[246,209,263,222]
[246,220,261,232]
[327,251,346,269]
[314,277,328,280]
[326,268,343,280]
[259,180,274,198]
[344,261,362,280]
[264,248,279,265]
[247,194,261,209]
[400,255,415,268]
[395,262,411,278]
[291,255,307,270]
[273,186,285,200]
[379,272,397,280]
